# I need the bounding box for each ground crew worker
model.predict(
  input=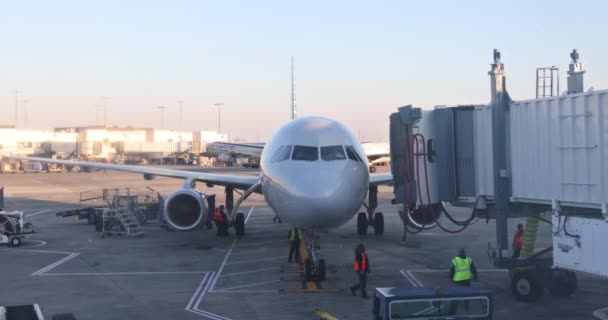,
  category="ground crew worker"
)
[213,205,229,236]
[350,243,370,299]
[288,226,302,264]
[273,213,282,223]
[449,248,478,286]
[512,223,525,258]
